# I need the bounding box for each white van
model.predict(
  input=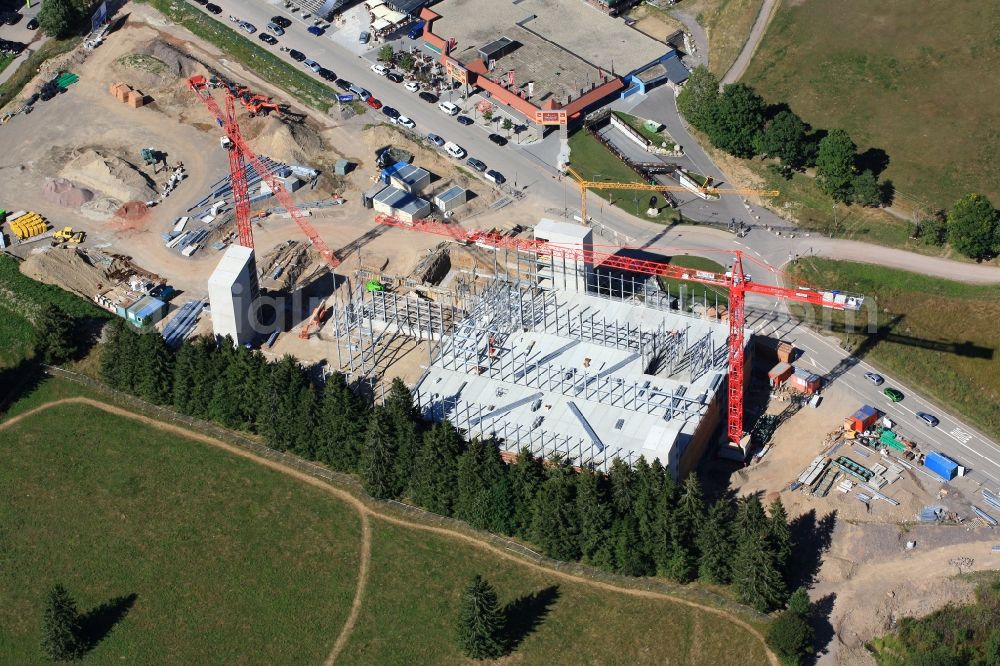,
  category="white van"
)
[370,63,389,76]
[444,141,466,159]
[438,101,460,116]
